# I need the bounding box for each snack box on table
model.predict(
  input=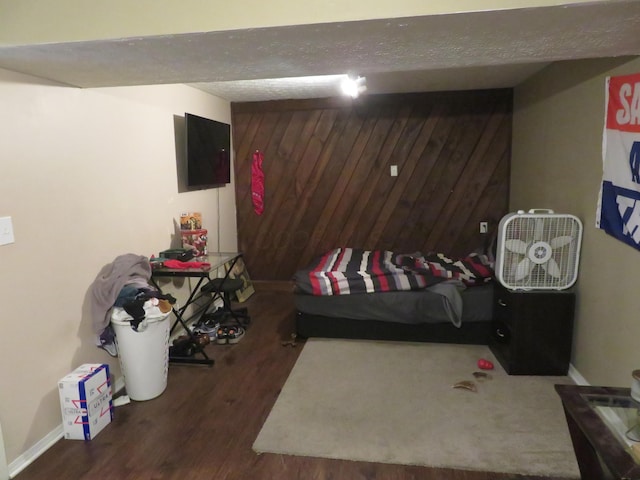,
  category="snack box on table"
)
[58,363,113,440]
[181,229,208,257]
